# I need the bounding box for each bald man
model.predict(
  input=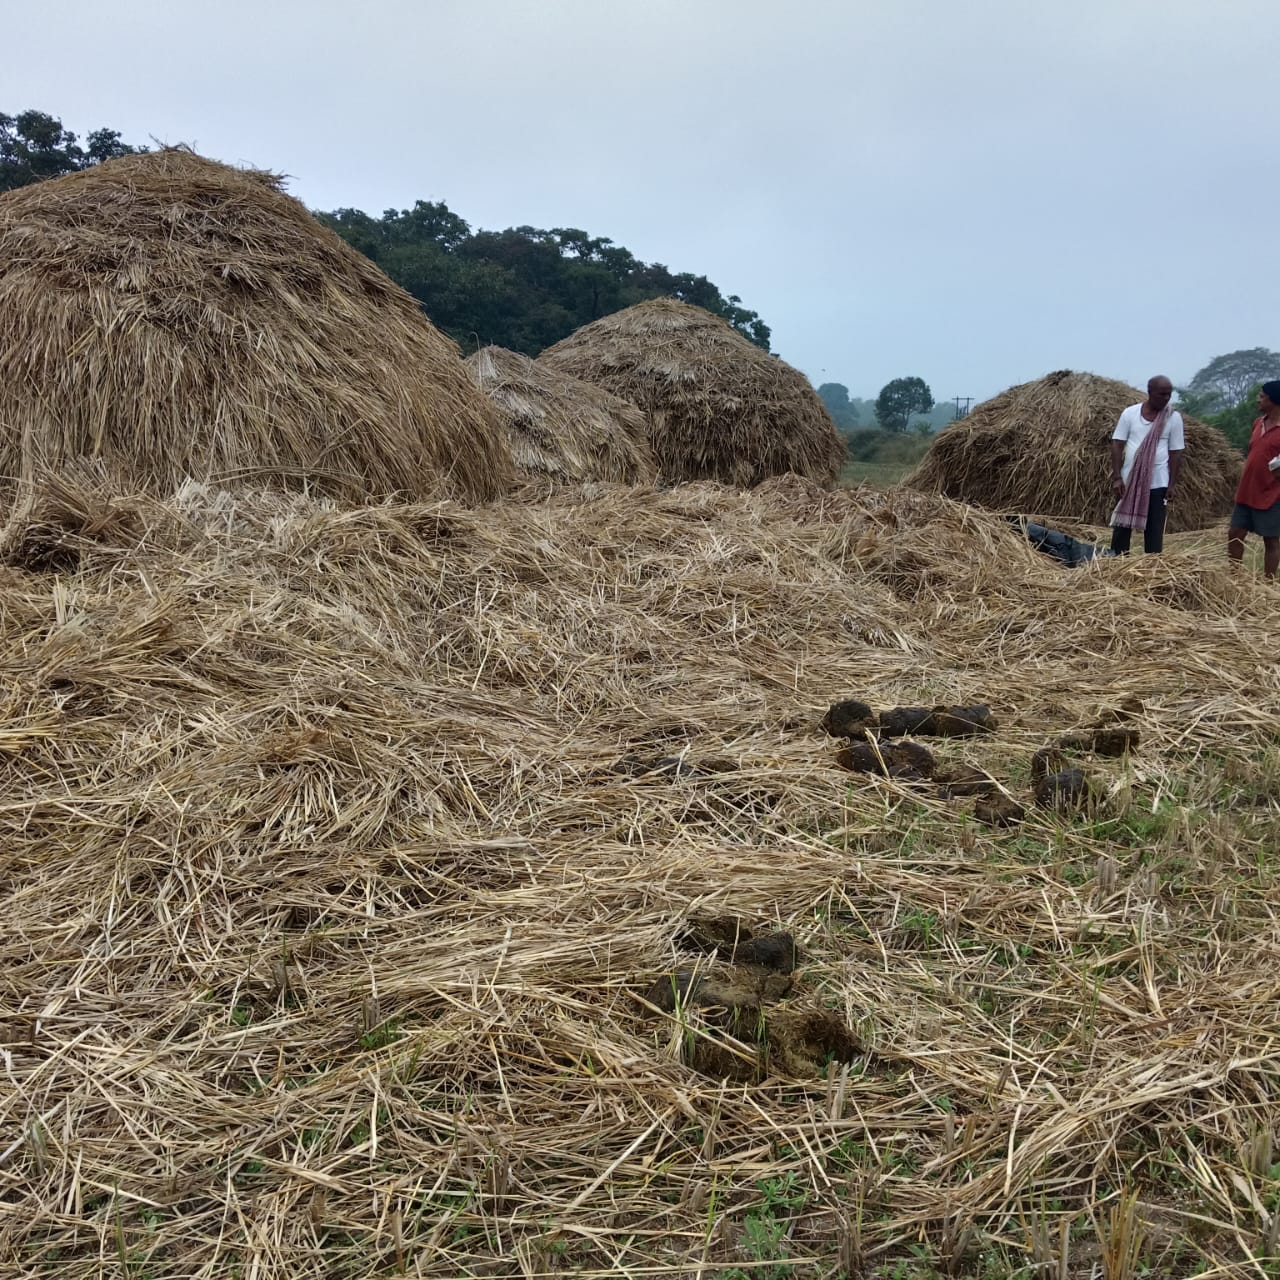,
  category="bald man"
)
[1108,375,1185,556]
